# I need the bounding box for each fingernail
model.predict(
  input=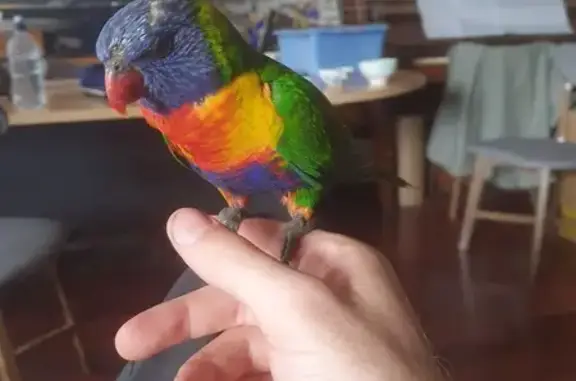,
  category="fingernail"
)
[168,208,212,246]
